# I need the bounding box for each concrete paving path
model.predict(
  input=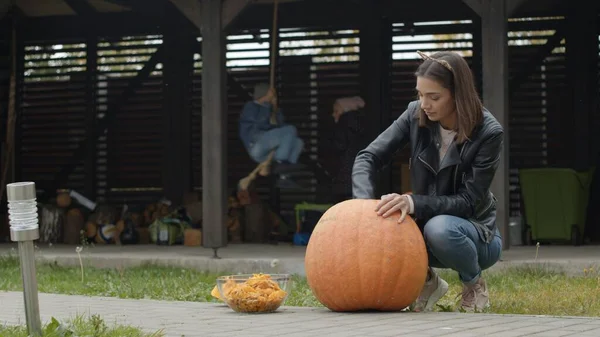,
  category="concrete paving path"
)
[1,291,600,337]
